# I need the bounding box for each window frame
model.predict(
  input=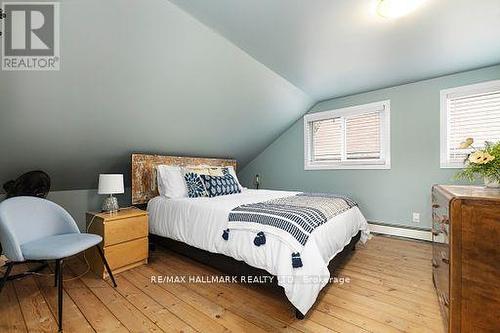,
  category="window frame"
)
[440,80,500,169]
[304,100,391,170]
